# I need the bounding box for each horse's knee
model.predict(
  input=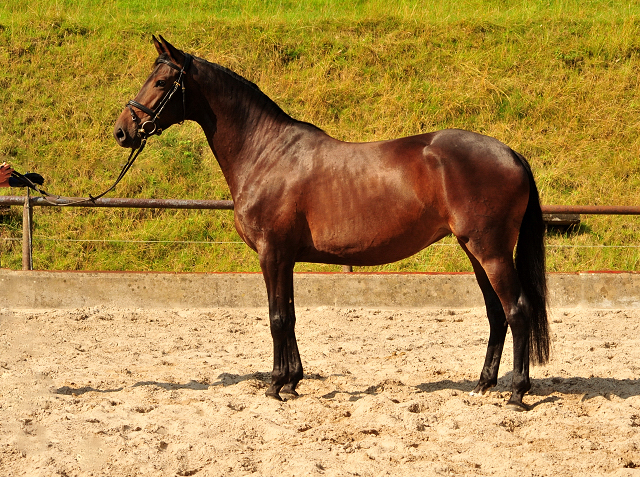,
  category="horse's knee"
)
[269,312,292,335]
